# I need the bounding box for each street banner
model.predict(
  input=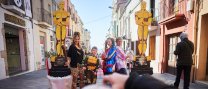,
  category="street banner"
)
[24,0,32,18]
